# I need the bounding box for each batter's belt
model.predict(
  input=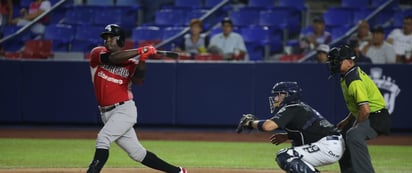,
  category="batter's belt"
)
[99,101,125,113]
